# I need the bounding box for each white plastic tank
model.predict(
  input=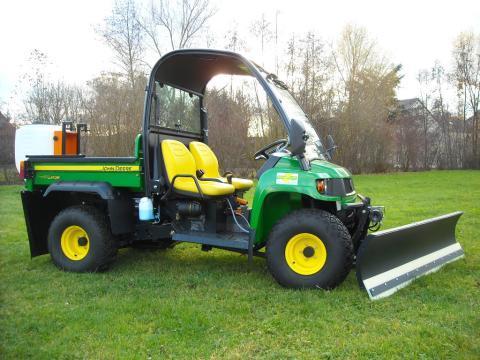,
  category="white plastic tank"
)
[14,124,61,172]
[138,197,155,221]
